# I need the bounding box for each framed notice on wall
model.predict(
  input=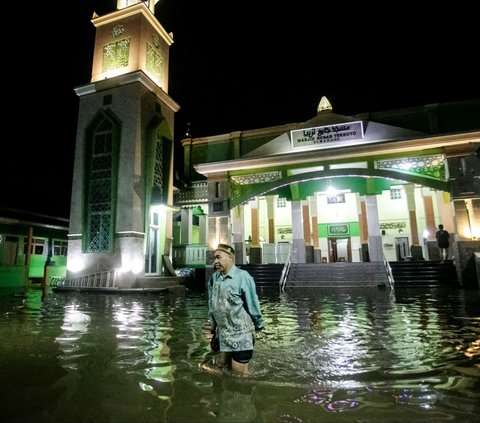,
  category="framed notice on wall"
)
[327,224,350,236]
